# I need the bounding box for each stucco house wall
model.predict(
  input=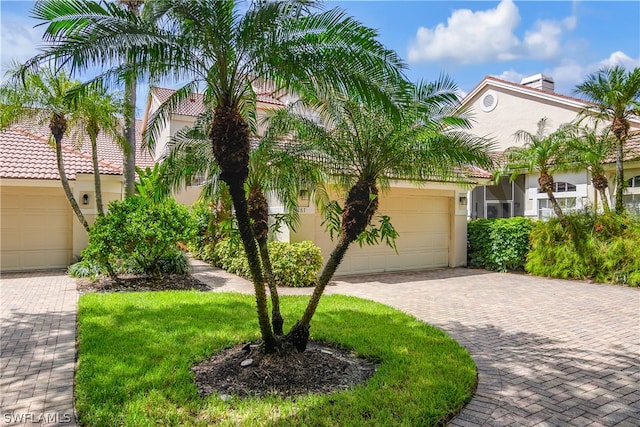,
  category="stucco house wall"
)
[463,75,640,219]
